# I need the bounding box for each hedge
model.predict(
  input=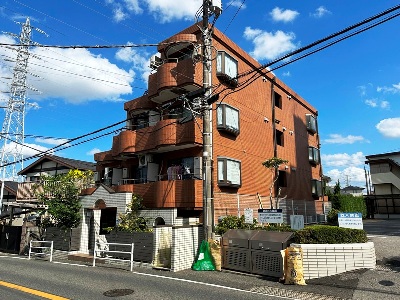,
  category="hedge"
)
[292,225,368,244]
